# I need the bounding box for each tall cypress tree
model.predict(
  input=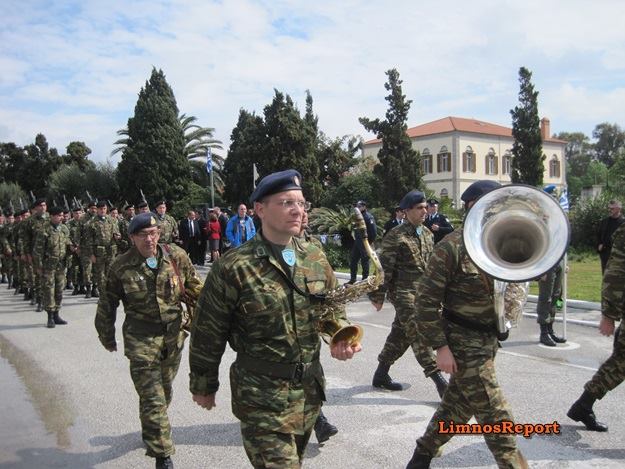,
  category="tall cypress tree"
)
[510,66,544,186]
[117,68,190,204]
[359,69,421,209]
